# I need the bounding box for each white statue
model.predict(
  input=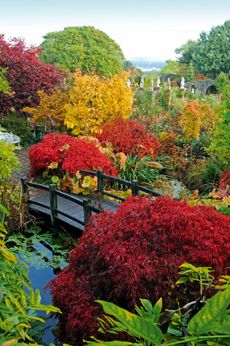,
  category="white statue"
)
[150,79,154,92]
[126,79,131,88]
[180,77,185,90]
[156,76,161,88]
[140,77,144,89]
[167,77,171,90]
